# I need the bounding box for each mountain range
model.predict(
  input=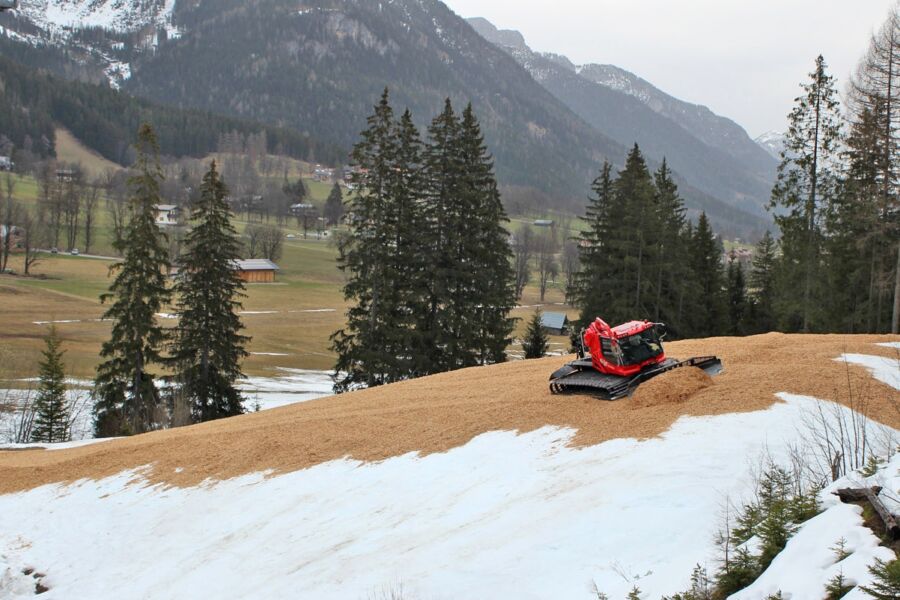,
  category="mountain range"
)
[0,0,776,237]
